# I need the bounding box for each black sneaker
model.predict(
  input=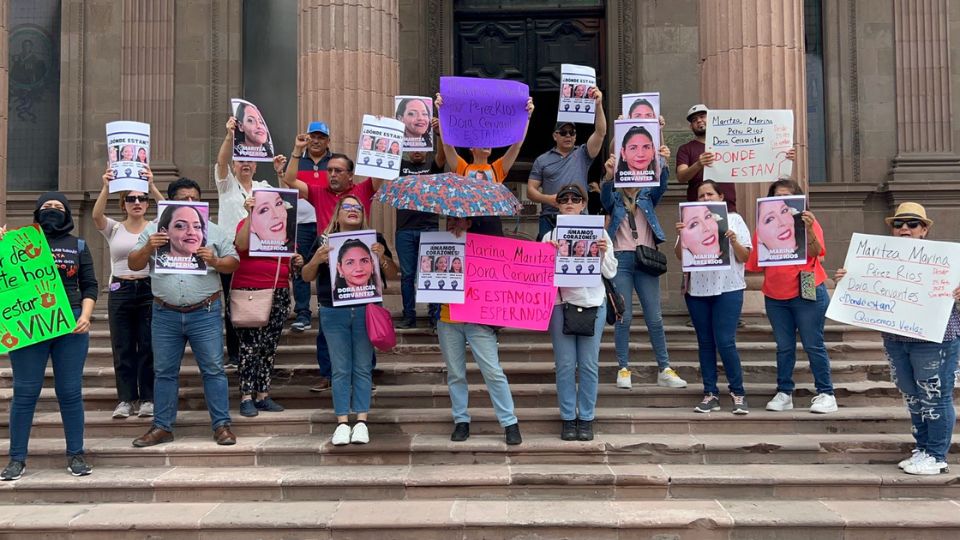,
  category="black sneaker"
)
[731,394,750,415]
[239,399,259,417]
[560,419,578,441]
[397,318,416,329]
[254,397,285,412]
[450,422,470,442]
[577,419,594,441]
[694,394,721,413]
[504,423,522,445]
[1,460,25,481]
[67,455,92,477]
